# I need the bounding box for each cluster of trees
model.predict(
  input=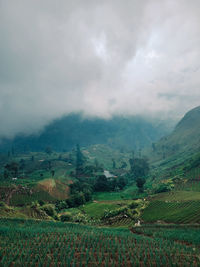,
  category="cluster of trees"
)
[55,145,150,210]
[94,175,127,192]
[55,190,92,211]
[55,176,127,211]
[129,155,149,193]
[4,162,19,178]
